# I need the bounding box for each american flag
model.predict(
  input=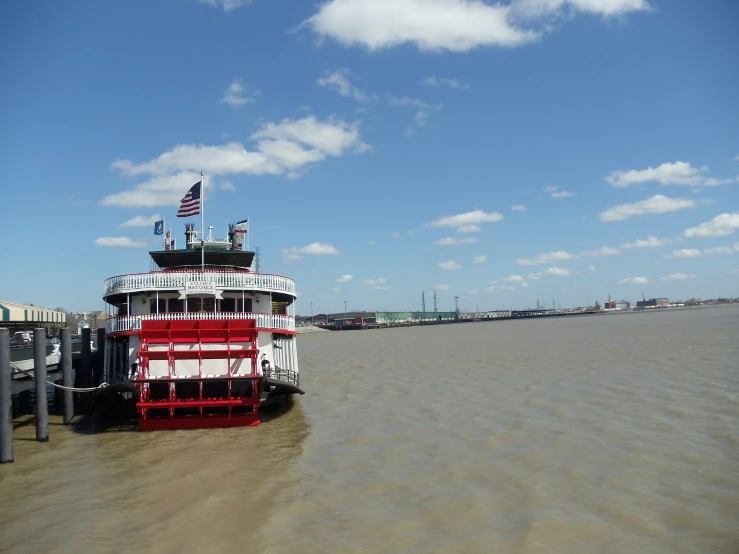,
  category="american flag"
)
[177,181,201,217]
